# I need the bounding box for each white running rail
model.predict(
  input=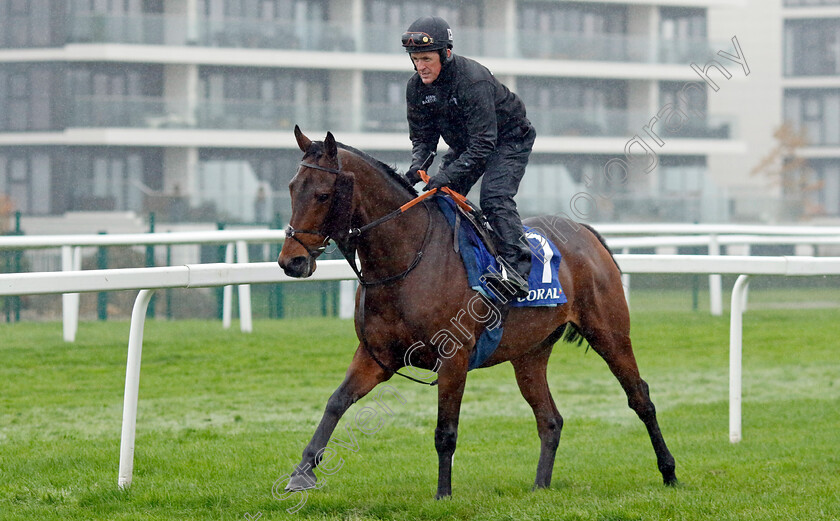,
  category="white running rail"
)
[1,255,839,487]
